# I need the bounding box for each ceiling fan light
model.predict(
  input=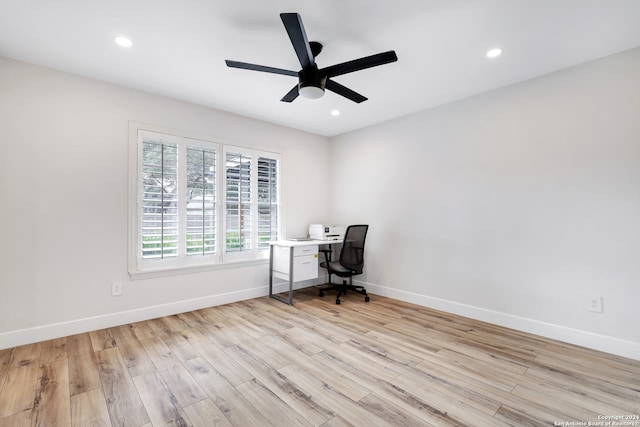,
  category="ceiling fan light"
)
[299,85,325,99]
